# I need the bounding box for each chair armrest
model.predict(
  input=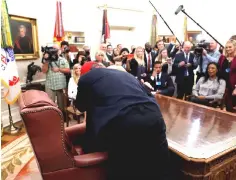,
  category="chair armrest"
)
[65,123,86,143]
[74,152,108,167]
